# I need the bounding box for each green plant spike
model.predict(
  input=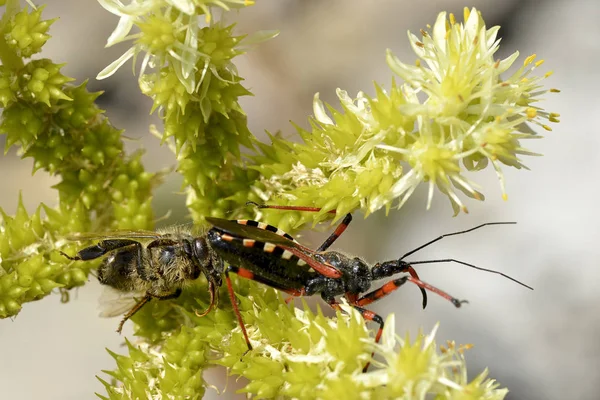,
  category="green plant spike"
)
[0,1,559,398]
